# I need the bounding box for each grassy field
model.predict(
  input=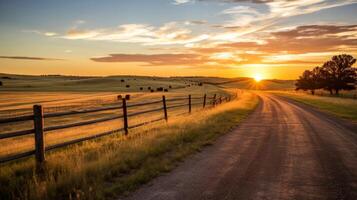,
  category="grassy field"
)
[0,91,258,200]
[0,73,296,92]
[271,91,357,121]
[0,73,220,92]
